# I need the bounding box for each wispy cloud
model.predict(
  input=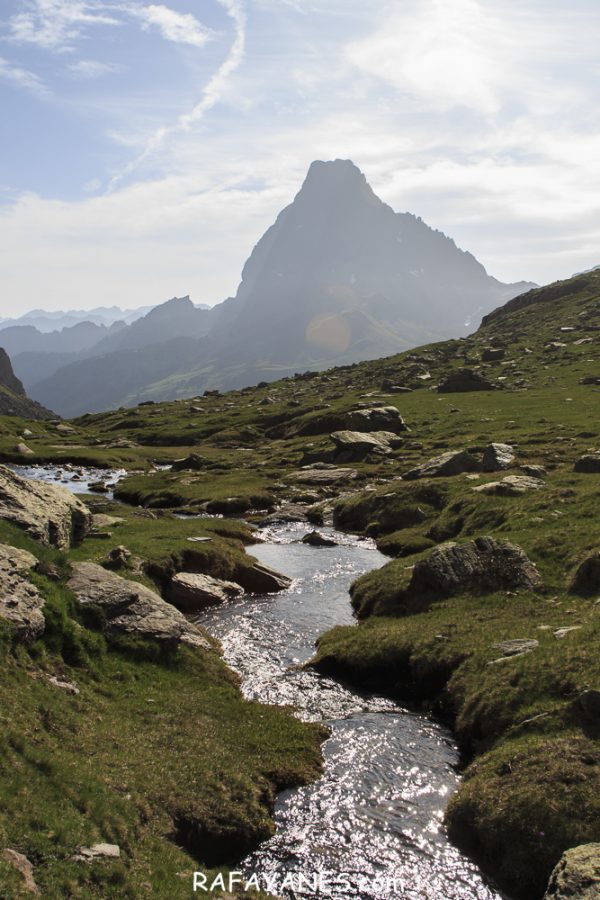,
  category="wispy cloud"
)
[0,54,49,94]
[130,4,214,48]
[68,57,123,77]
[109,0,247,189]
[8,0,120,52]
